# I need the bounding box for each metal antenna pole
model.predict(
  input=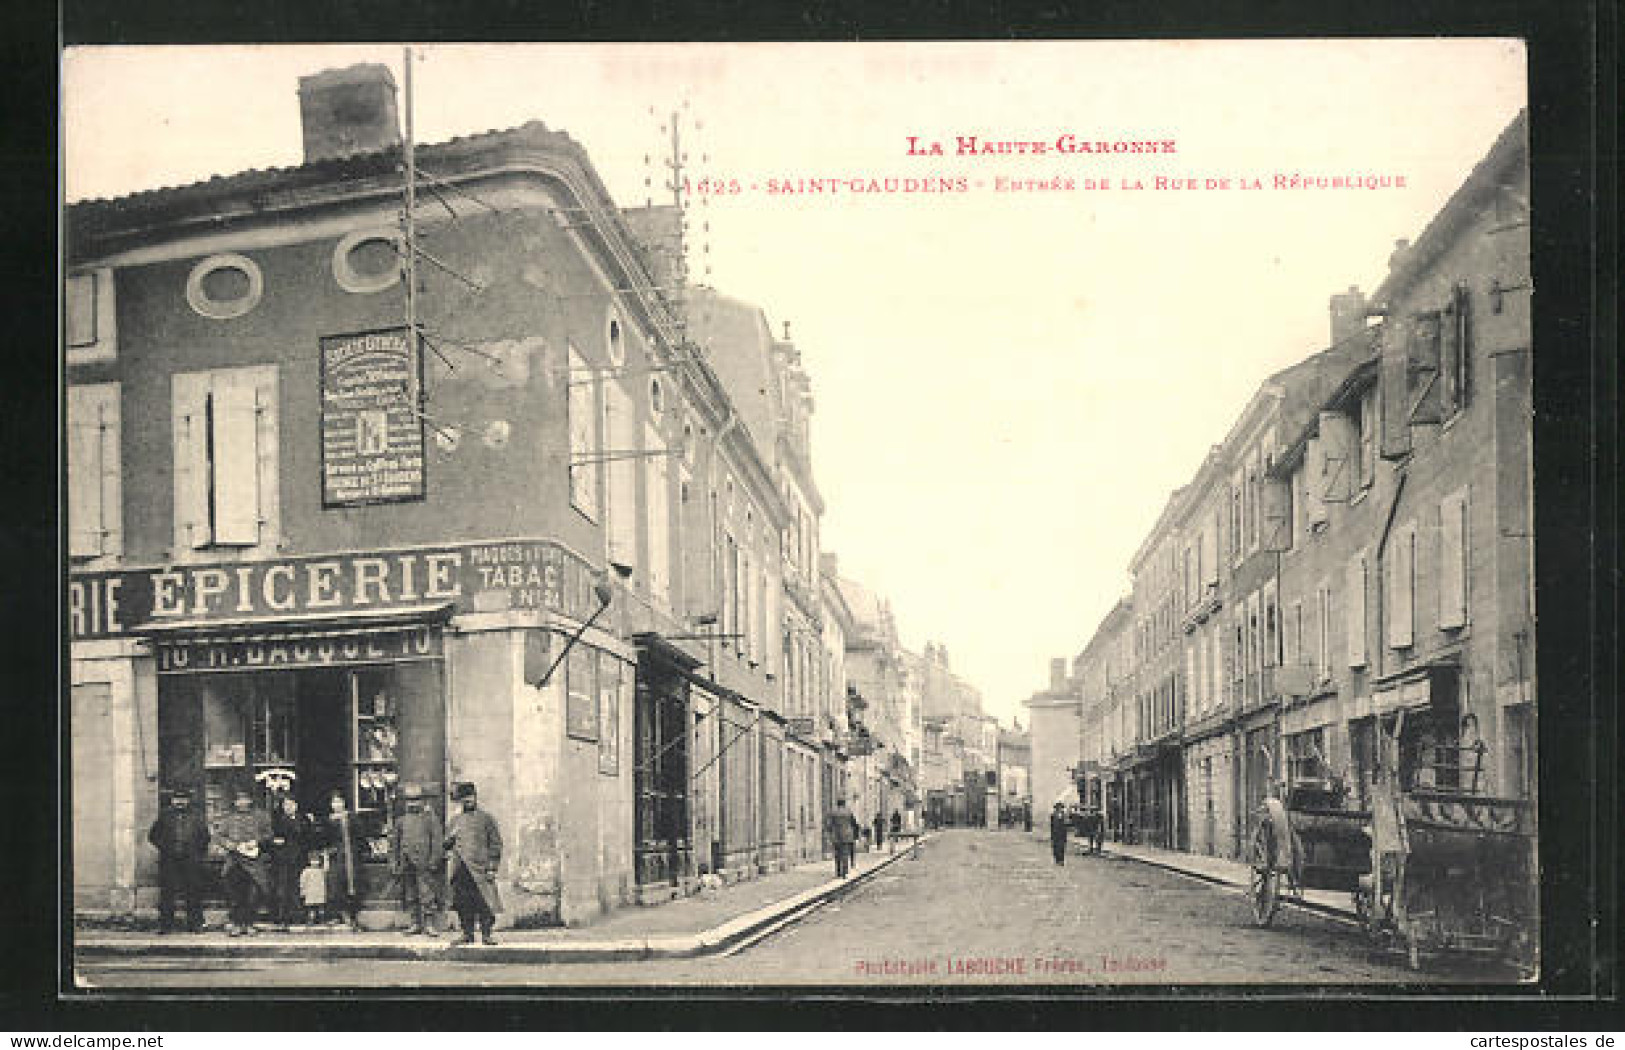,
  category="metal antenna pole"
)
[403,46,419,372]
